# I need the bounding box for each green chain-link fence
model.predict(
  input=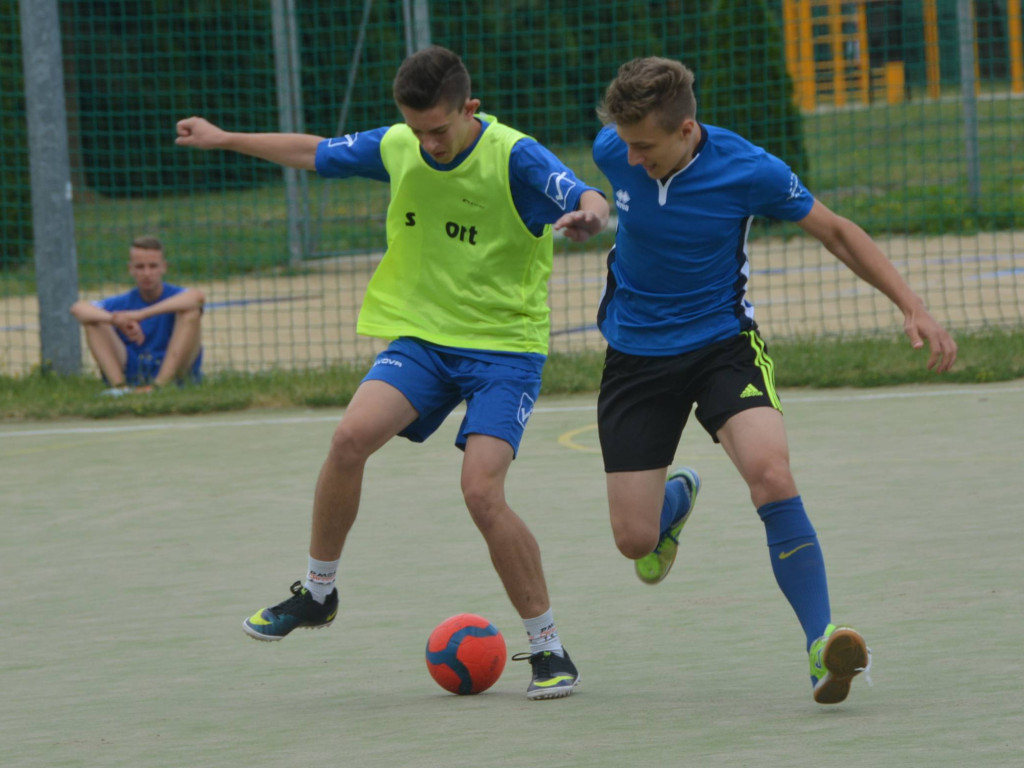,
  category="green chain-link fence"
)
[2,0,1022,376]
